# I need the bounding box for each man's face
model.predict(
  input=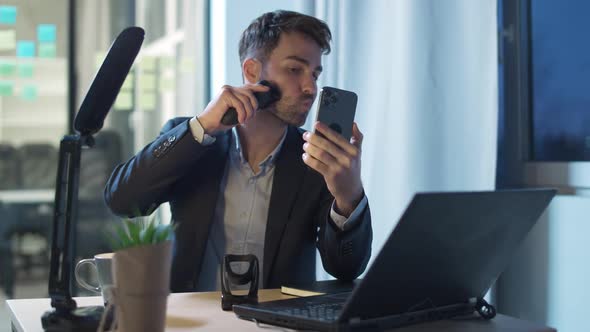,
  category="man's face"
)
[259,32,323,127]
